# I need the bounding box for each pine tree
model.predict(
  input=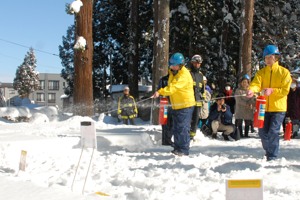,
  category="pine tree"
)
[59,25,75,96]
[253,0,300,72]
[13,48,39,98]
